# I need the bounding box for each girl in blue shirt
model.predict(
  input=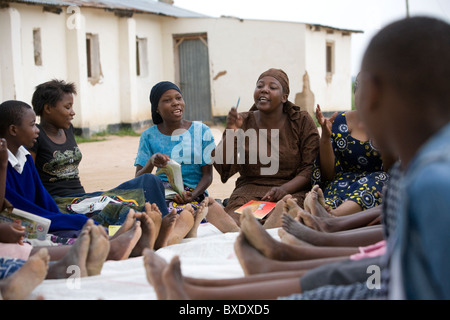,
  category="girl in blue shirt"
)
[135,82,216,214]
